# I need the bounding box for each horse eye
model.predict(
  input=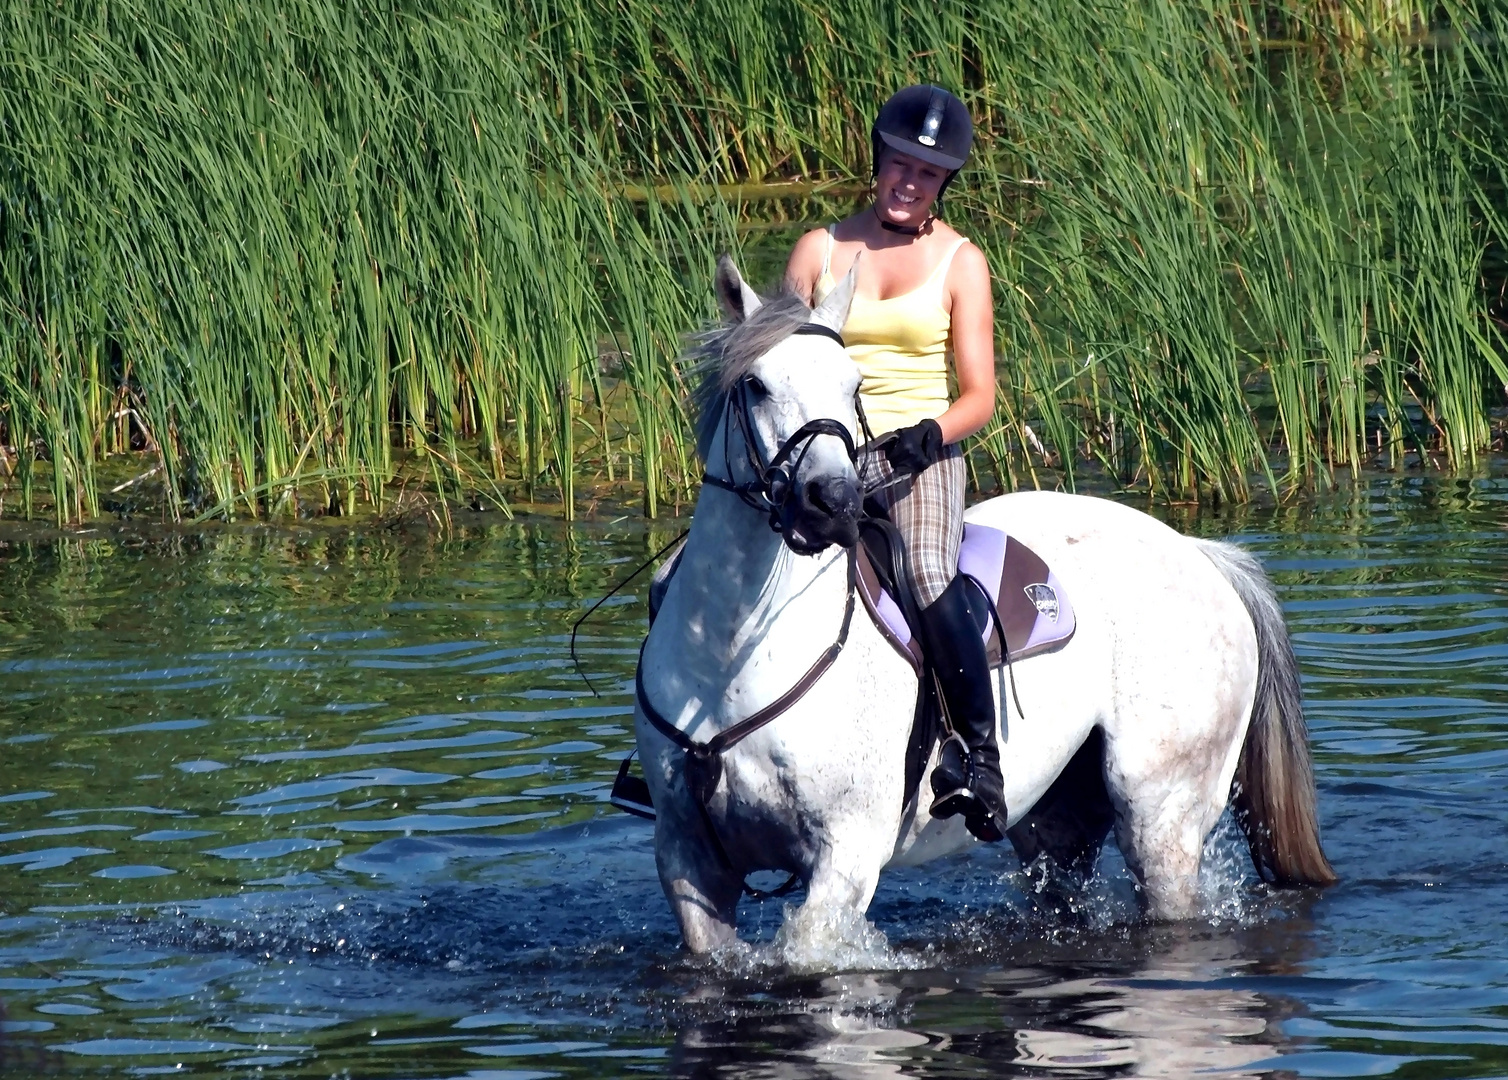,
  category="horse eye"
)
[746,376,769,397]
